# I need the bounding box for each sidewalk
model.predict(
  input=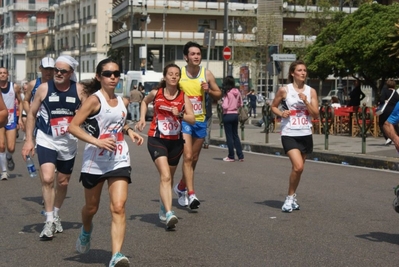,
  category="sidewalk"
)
[209,115,399,171]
